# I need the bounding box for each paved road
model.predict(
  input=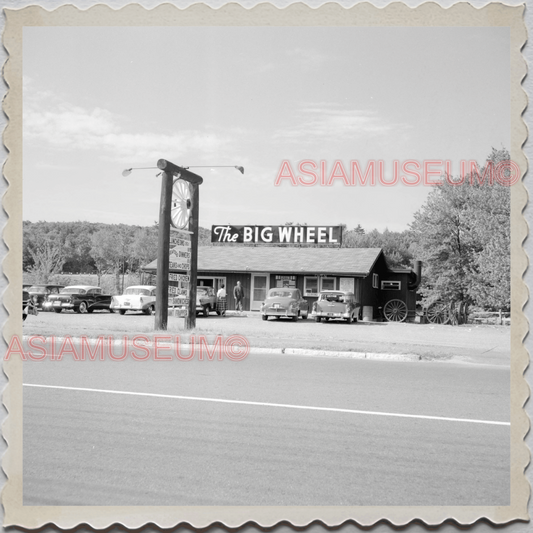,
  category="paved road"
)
[23,349,510,506]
